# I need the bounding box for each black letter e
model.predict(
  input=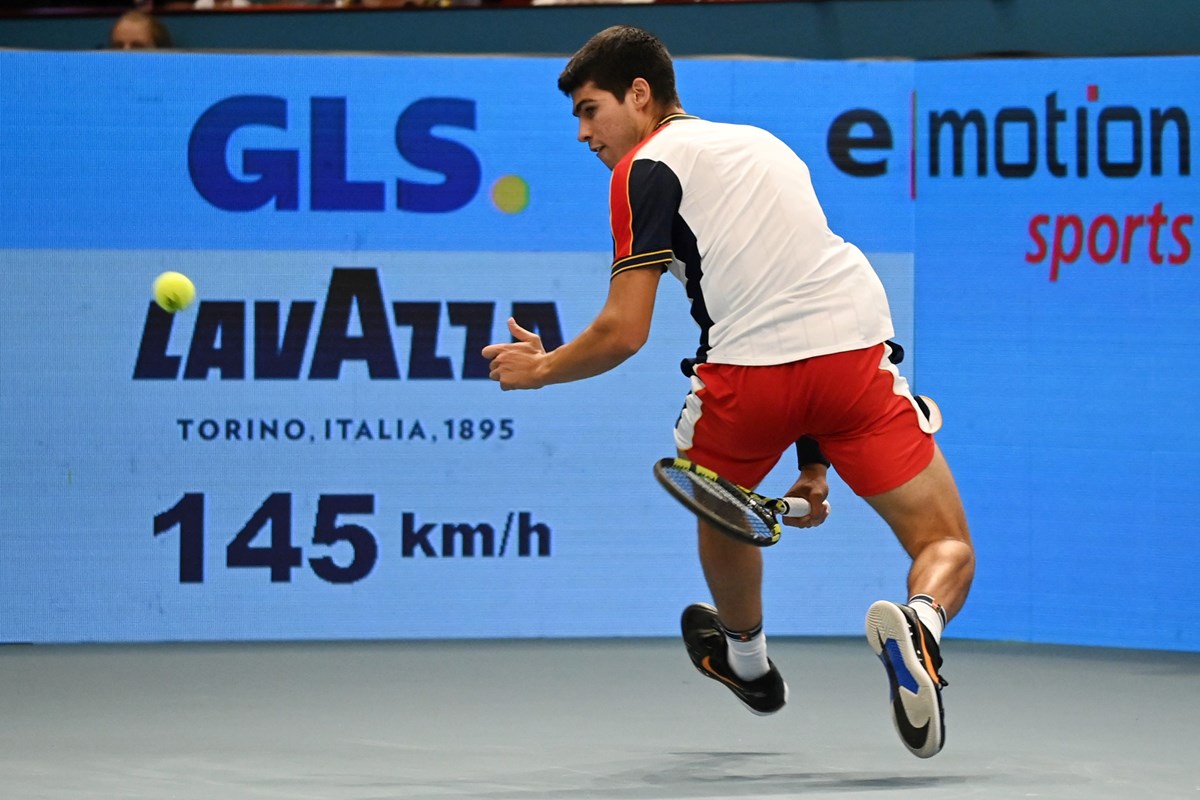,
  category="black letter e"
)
[827,109,893,177]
